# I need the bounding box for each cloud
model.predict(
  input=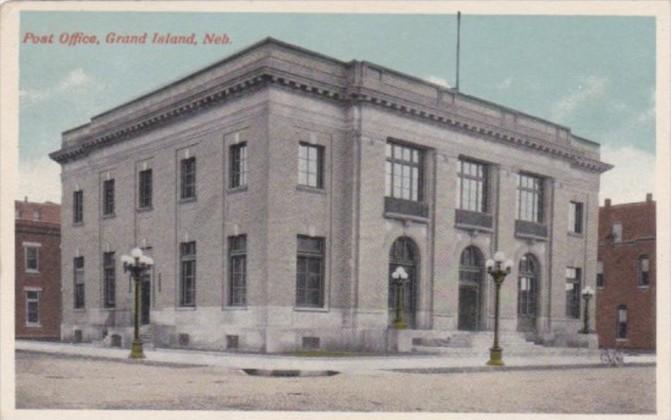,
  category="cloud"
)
[20,68,94,108]
[424,75,451,88]
[599,145,655,205]
[17,156,62,204]
[552,75,608,122]
[497,77,513,90]
[635,90,655,124]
